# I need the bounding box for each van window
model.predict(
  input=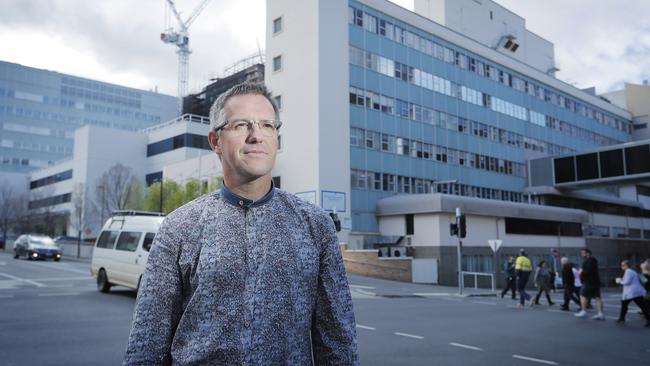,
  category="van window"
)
[142,233,156,252]
[115,232,142,252]
[96,231,119,249]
